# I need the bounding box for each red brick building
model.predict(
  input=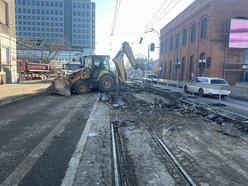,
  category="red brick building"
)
[159,0,248,85]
